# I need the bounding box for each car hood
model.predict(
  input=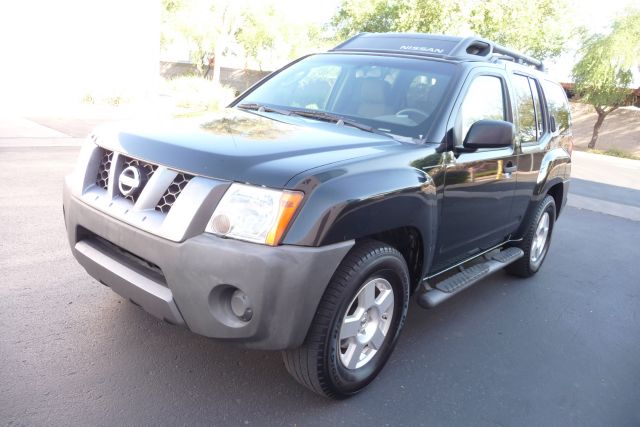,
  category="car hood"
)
[94,109,404,188]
